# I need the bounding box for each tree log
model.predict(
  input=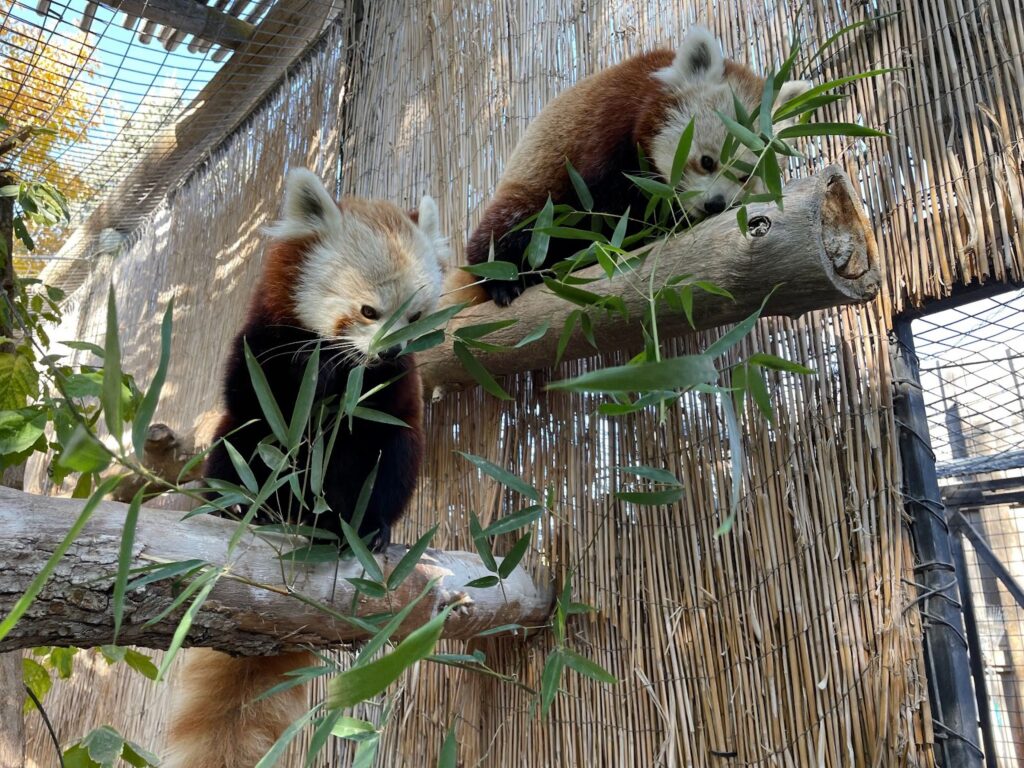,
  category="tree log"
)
[0,487,553,655]
[420,165,881,393]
